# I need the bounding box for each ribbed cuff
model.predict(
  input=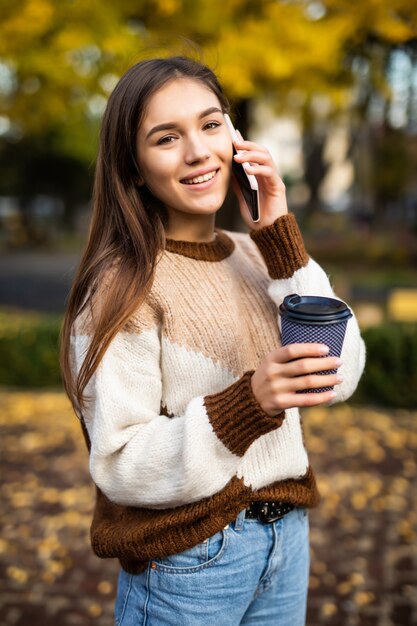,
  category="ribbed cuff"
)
[250,213,309,279]
[204,371,285,457]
